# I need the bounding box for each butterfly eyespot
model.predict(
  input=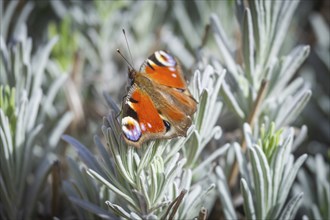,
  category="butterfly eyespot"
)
[122,116,142,142]
[155,51,176,67]
[160,54,167,61]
